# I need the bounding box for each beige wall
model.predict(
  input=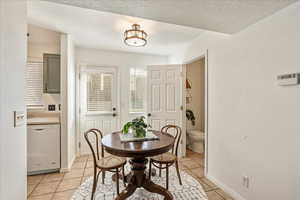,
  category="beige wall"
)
[27,24,61,61]
[27,25,61,108]
[186,58,205,132]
